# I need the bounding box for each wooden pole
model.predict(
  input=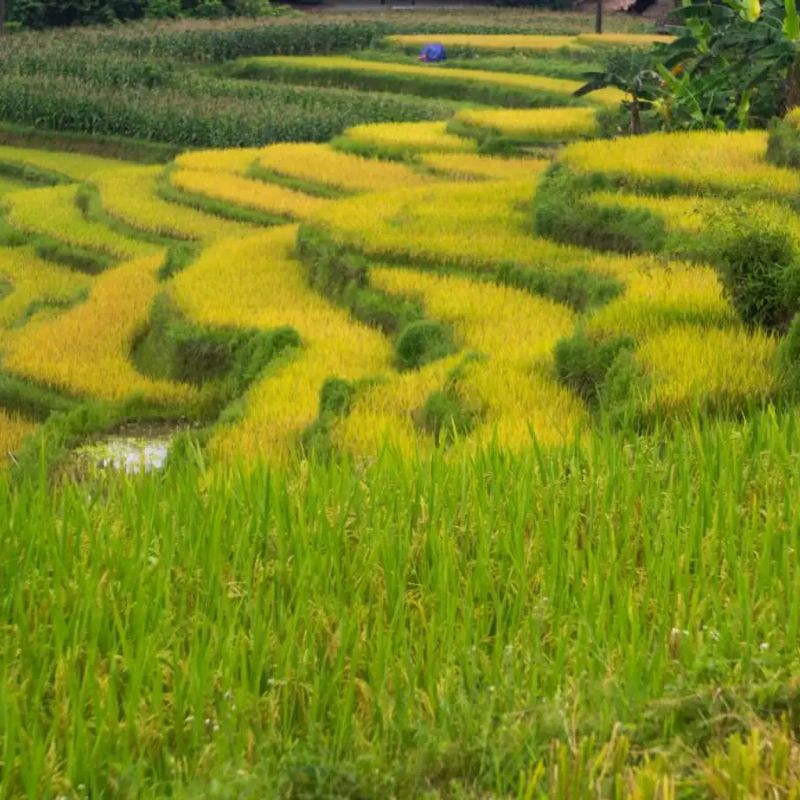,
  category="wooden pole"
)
[595,0,603,34]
